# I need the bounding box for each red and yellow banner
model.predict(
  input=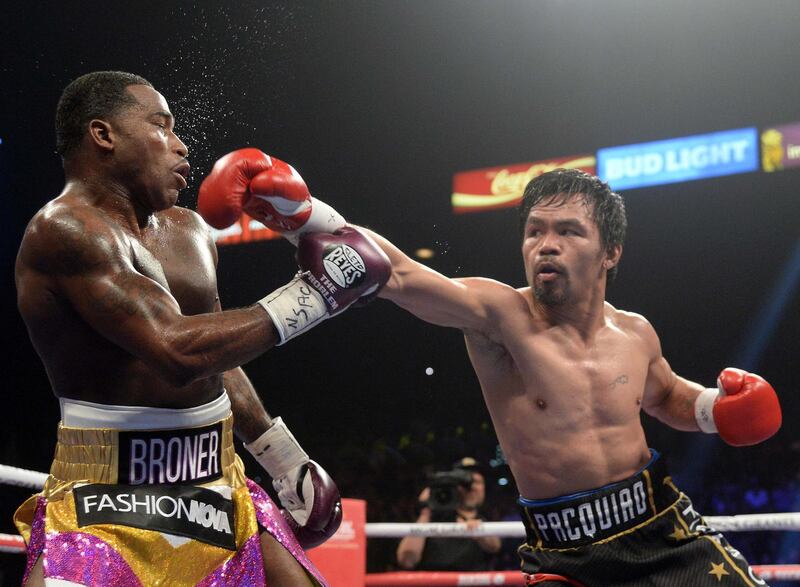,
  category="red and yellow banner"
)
[209,214,281,246]
[451,155,596,214]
